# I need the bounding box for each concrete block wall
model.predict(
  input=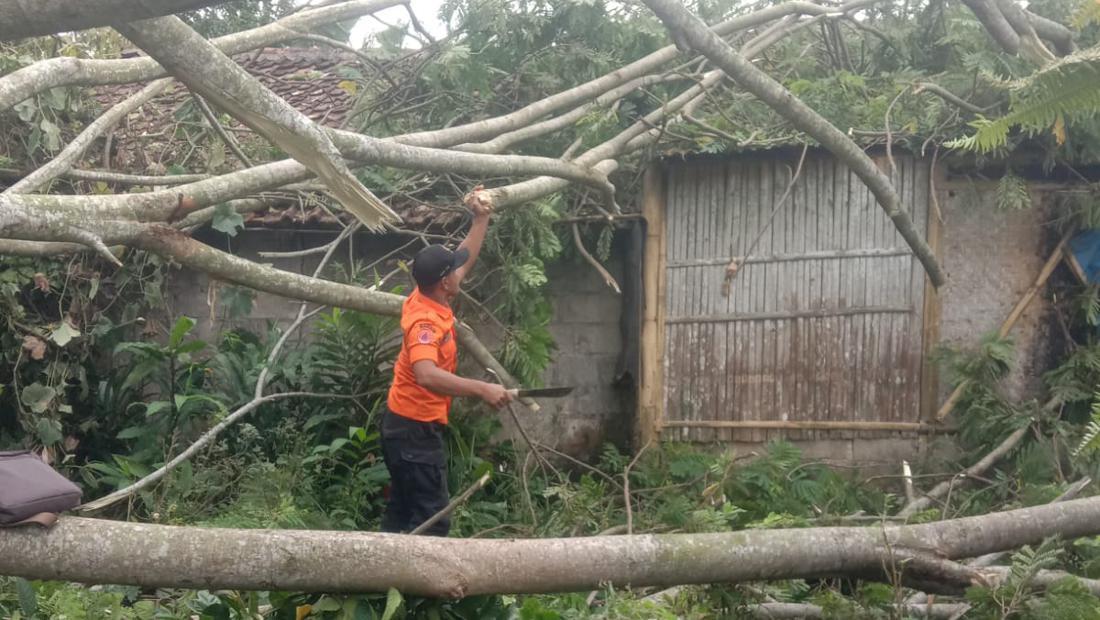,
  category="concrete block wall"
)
[490,255,629,460]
